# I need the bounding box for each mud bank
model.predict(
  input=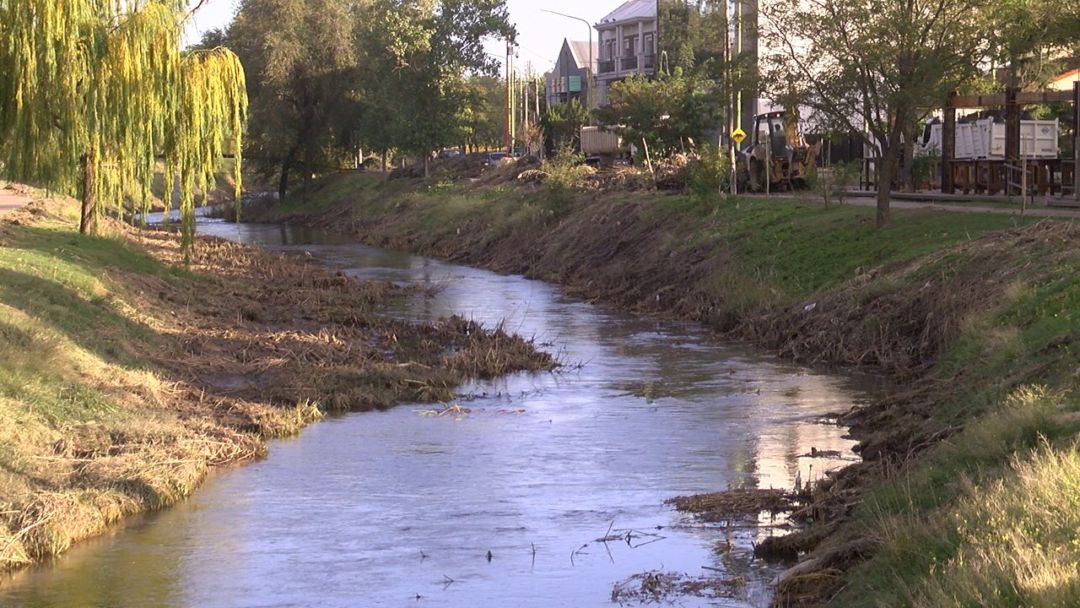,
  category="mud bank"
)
[252,171,1080,607]
[0,190,552,575]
